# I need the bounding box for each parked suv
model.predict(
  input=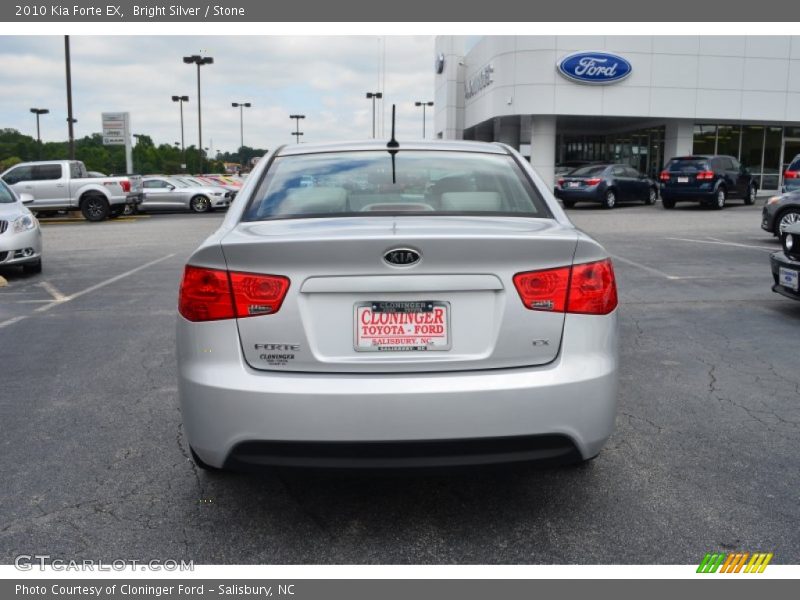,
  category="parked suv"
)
[659,155,757,210]
[782,154,800,193]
